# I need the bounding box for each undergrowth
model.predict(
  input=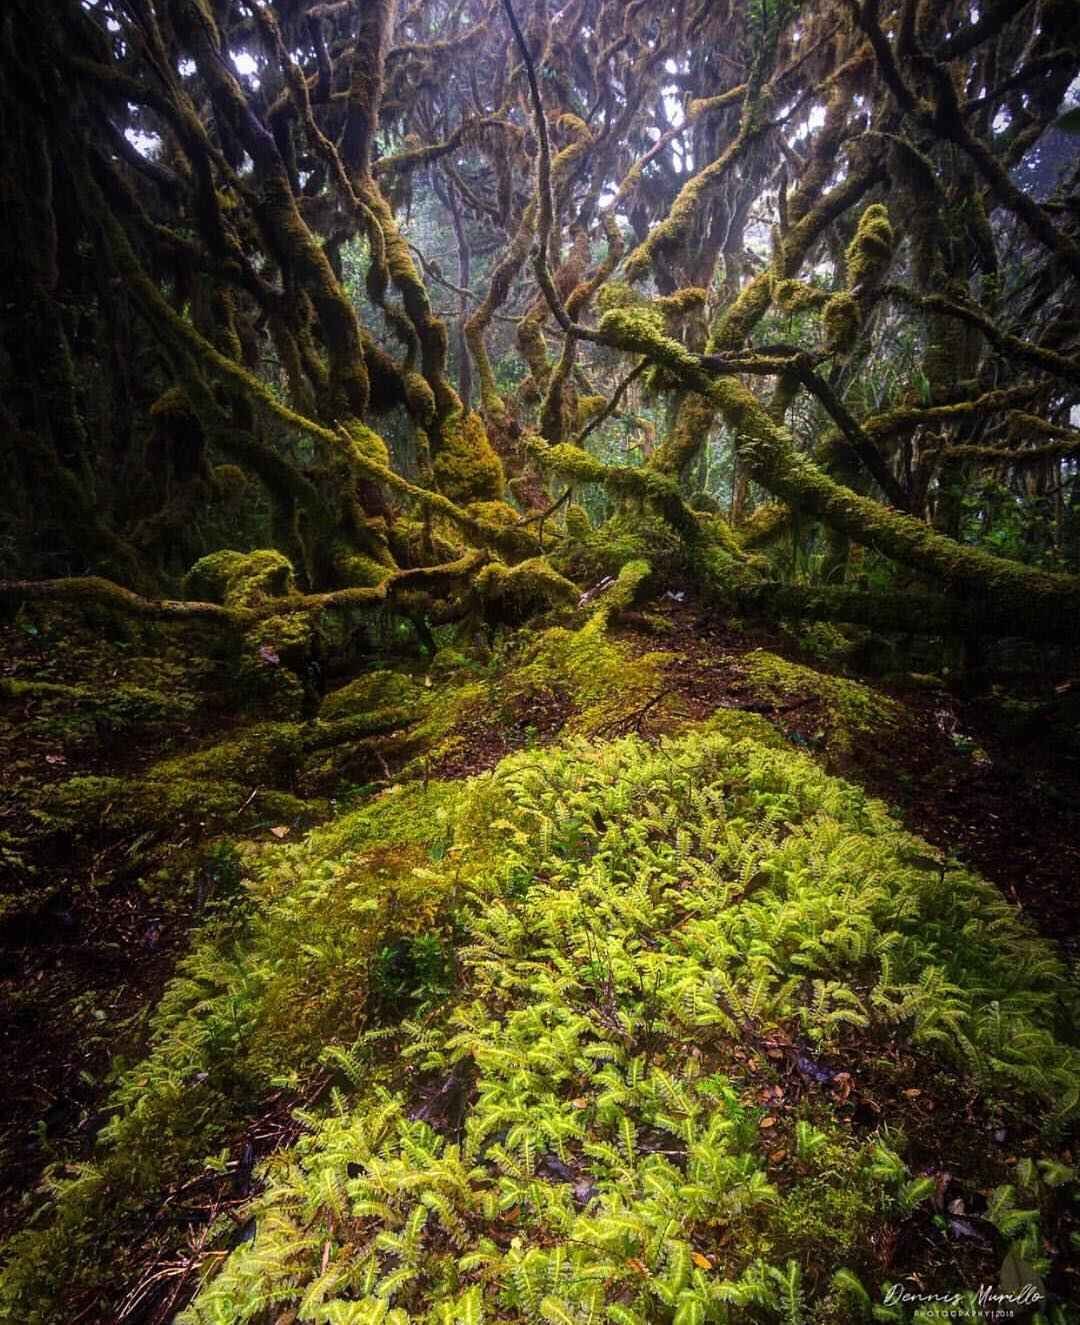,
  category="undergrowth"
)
[4,707,1077,1322]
